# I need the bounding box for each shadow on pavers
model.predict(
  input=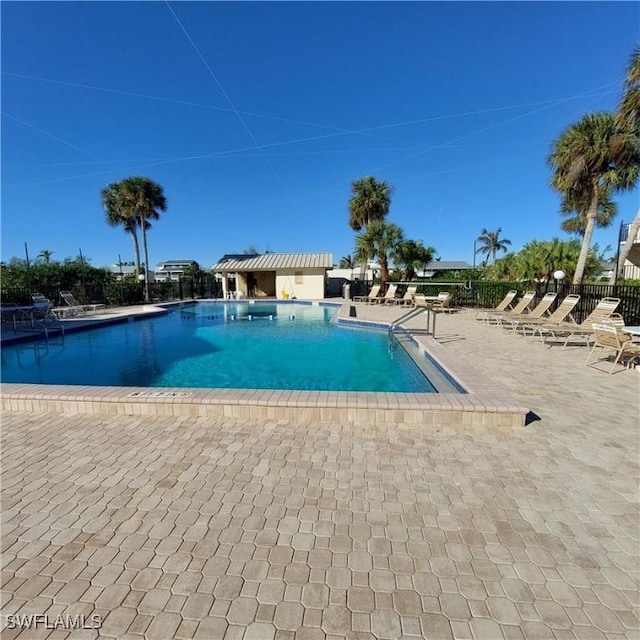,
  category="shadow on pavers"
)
[525,411,542,426]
